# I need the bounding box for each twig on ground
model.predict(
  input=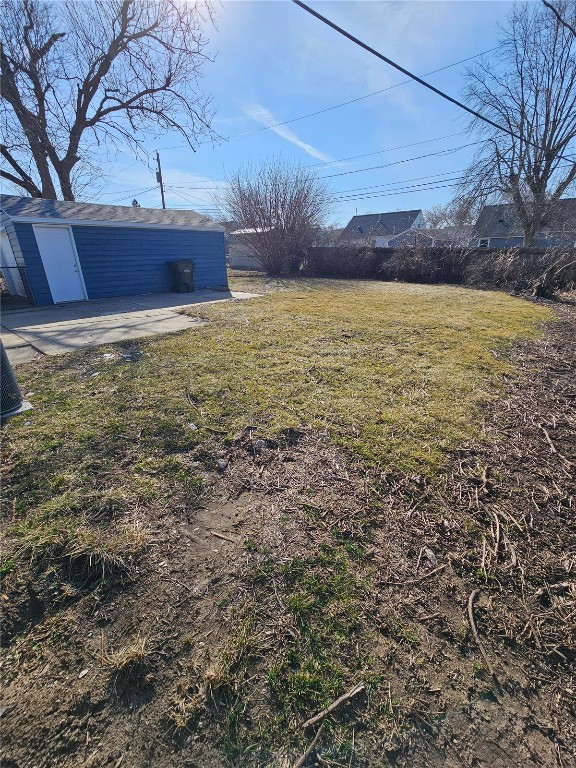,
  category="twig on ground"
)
[209,530,237,544]
[538,424,557,453]
[292,723,325,768]
[302,683,365,729]
[491,510,501,557]
[205,426,228,434]
[467,589,496,679]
